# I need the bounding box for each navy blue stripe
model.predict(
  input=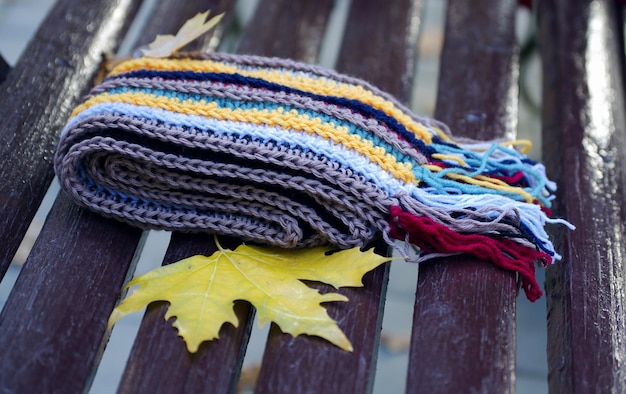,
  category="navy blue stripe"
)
[106,70,437,156]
